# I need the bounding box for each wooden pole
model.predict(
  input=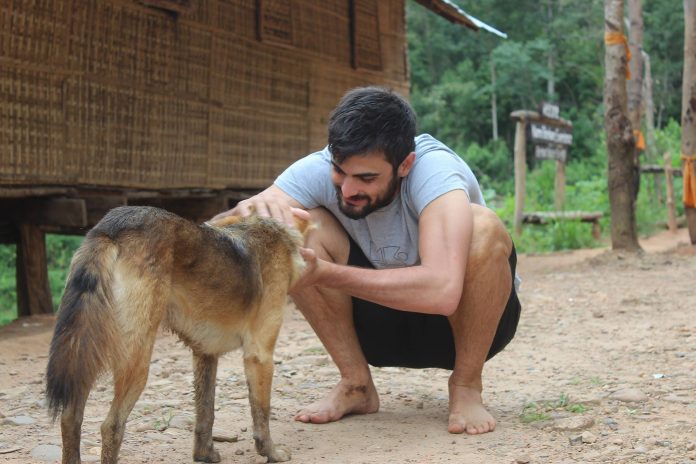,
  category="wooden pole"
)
[514,119,527,235]
[664,152,678,233]
[16,224,53,317]
[554,159,566,210]
[682,0,696,243]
